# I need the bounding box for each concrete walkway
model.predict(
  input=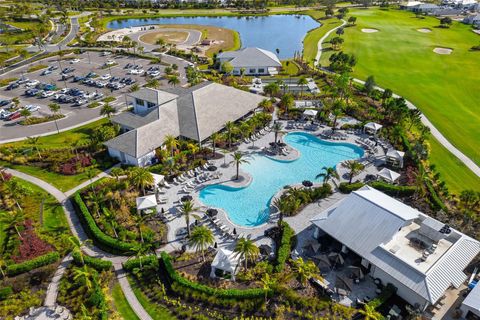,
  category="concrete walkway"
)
[315,21,480,178]
[4,168,151,320]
